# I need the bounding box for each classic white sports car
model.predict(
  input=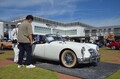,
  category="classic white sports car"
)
[32,34,100,68]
